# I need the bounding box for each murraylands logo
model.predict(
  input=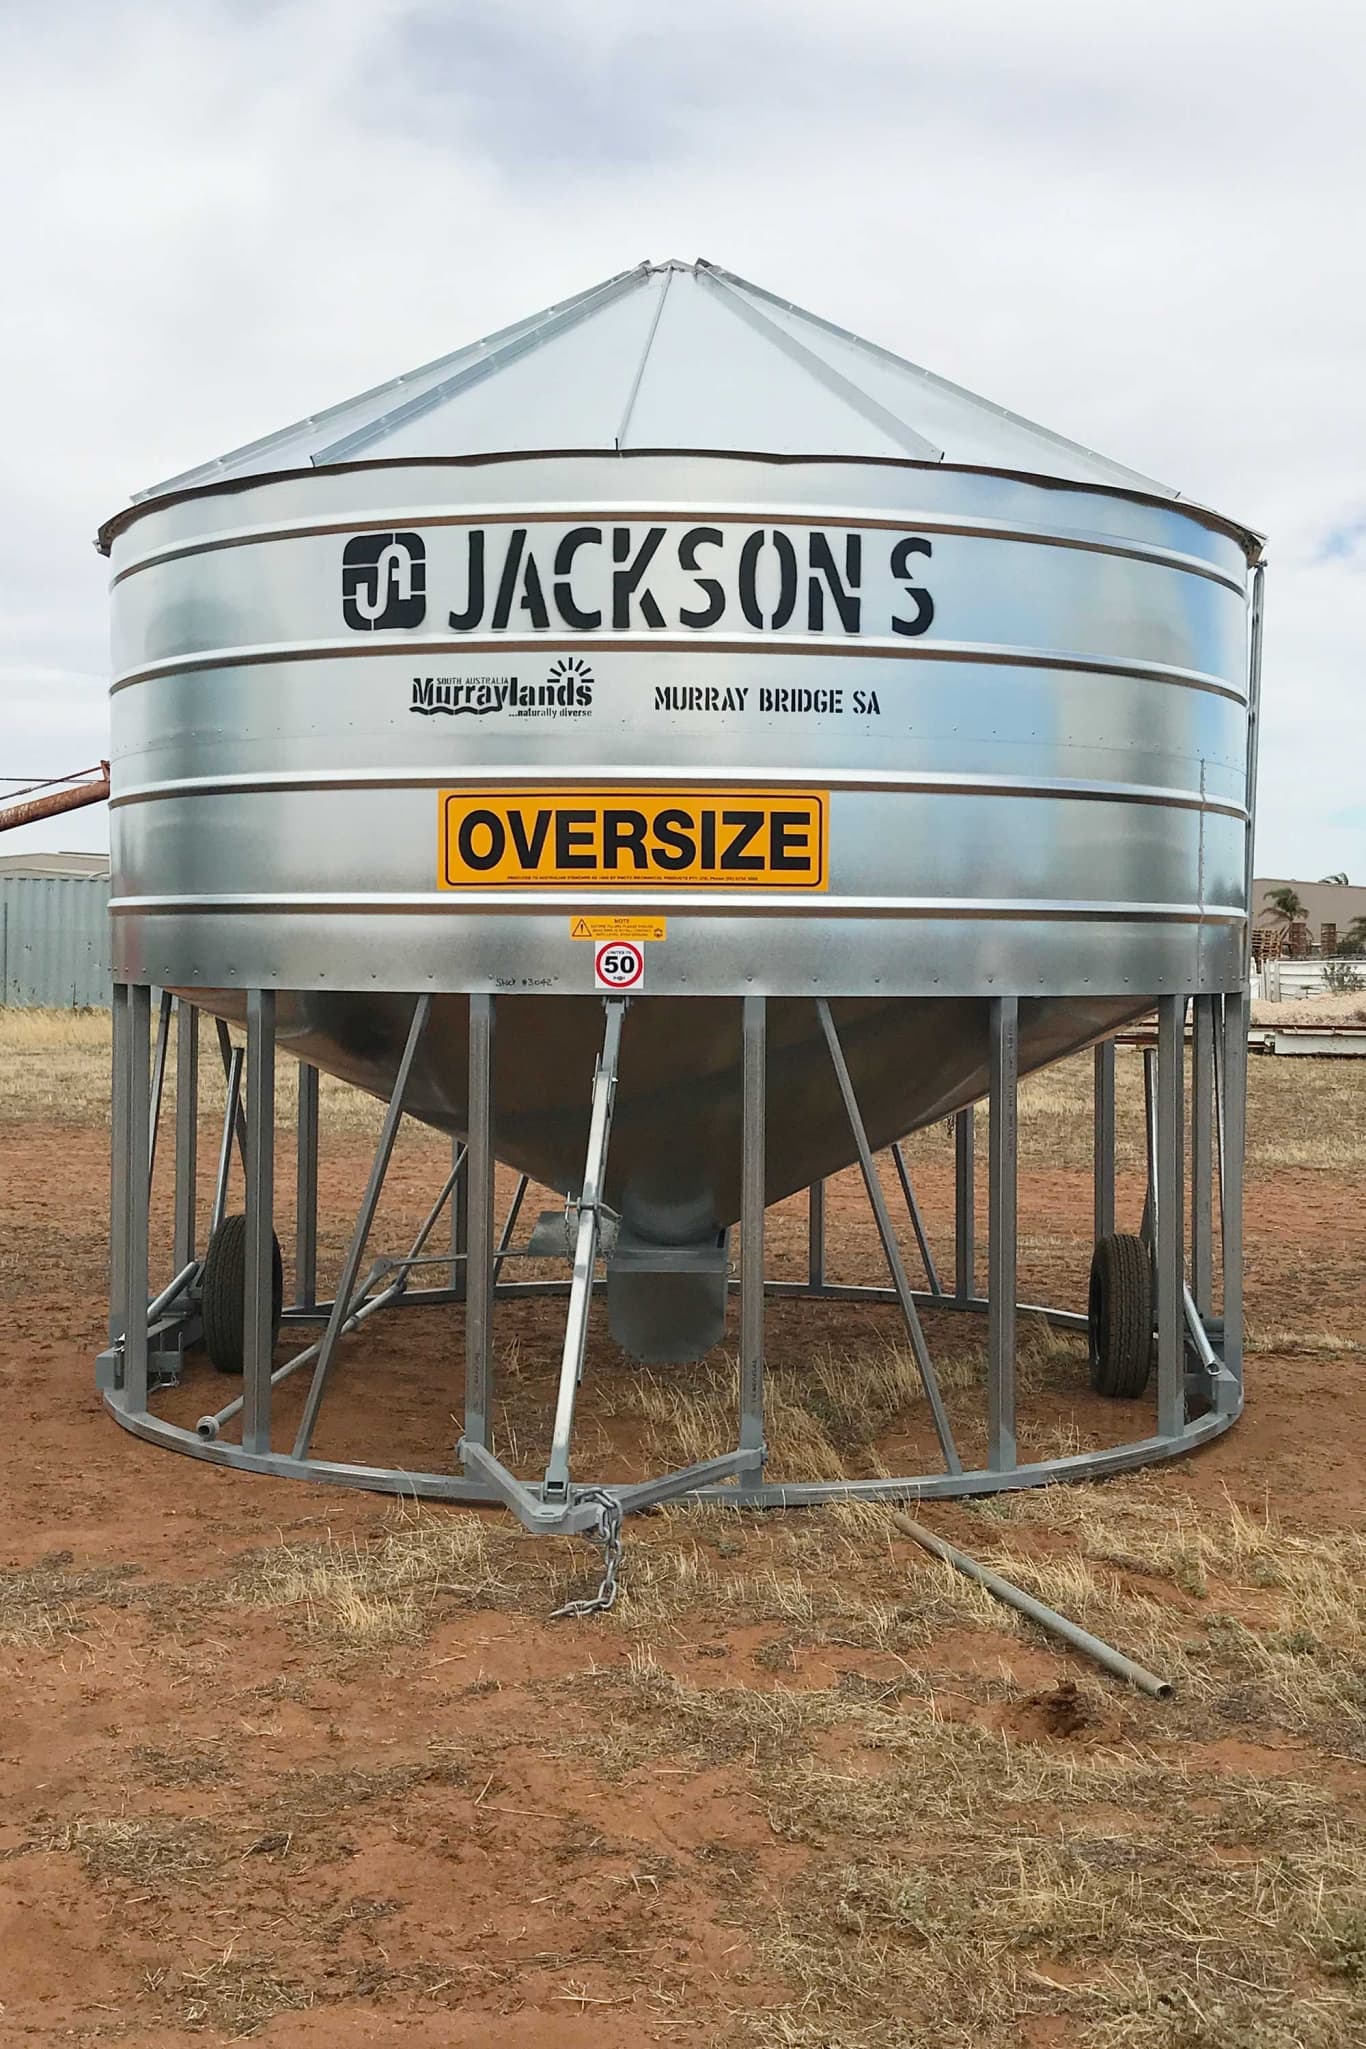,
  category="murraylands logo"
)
[410,656,594,719]
[341,532,426,630]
